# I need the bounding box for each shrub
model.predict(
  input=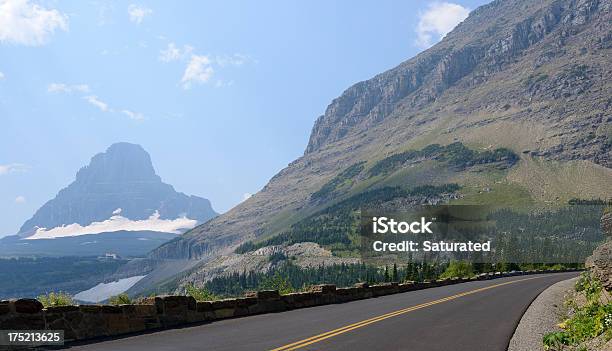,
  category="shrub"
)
[186,284,217,302]
[37,292,74,307]
[108,293,132,305]
[575,272,603,303]
[439,261,474,279]
[260,272,294,295]
[543,331,571,350]
[562,303,611,343]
